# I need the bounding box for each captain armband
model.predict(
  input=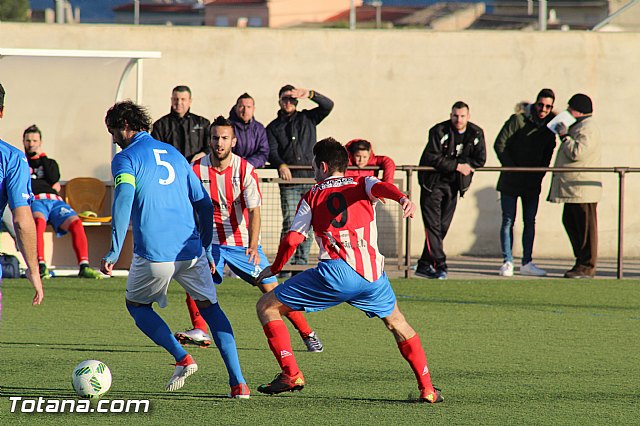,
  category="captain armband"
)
[114,173,136,188]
